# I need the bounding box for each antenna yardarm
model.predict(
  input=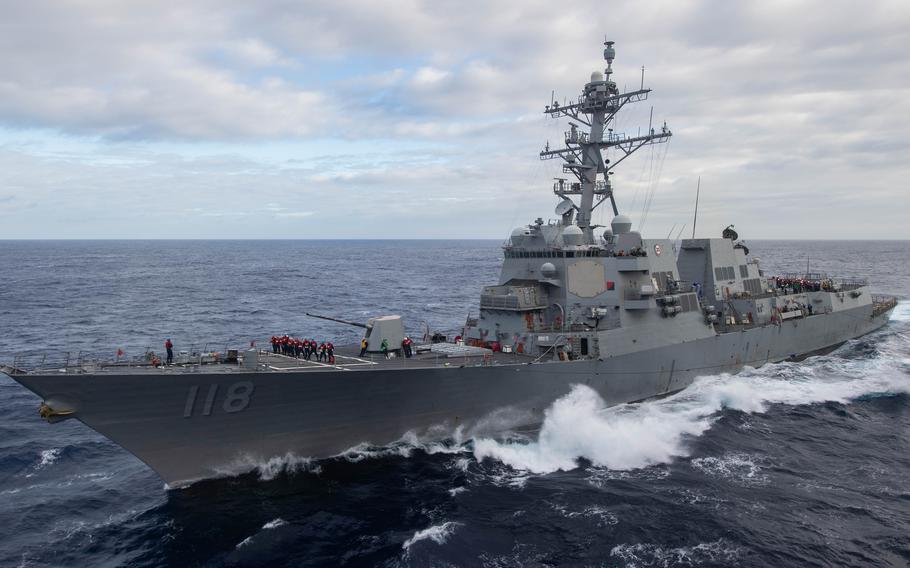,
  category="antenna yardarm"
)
[540,40,671,242]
